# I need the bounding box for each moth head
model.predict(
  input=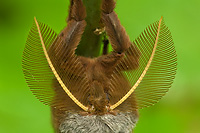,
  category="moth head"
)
[89,95,109,114]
